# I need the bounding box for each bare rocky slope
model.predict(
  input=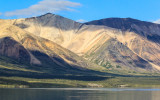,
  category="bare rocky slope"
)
[8,13,160,73]
[85,18,160,71]
[0,19,107,79]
